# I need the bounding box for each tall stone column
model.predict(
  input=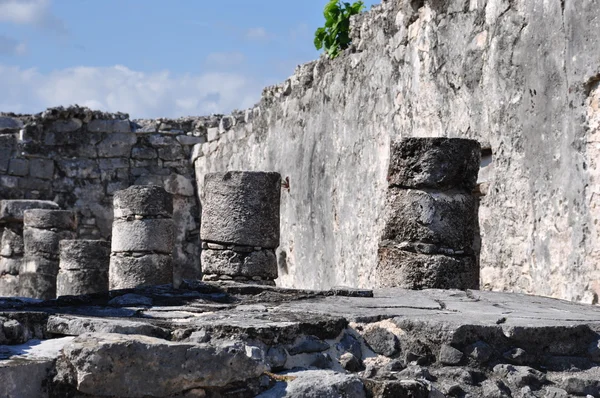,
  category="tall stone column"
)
[20,209,77,299]
[57,240,110,296]
[109,185,174,289]
[376,138,481,290]
[200,171,281,285]
[0,200,59,297]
